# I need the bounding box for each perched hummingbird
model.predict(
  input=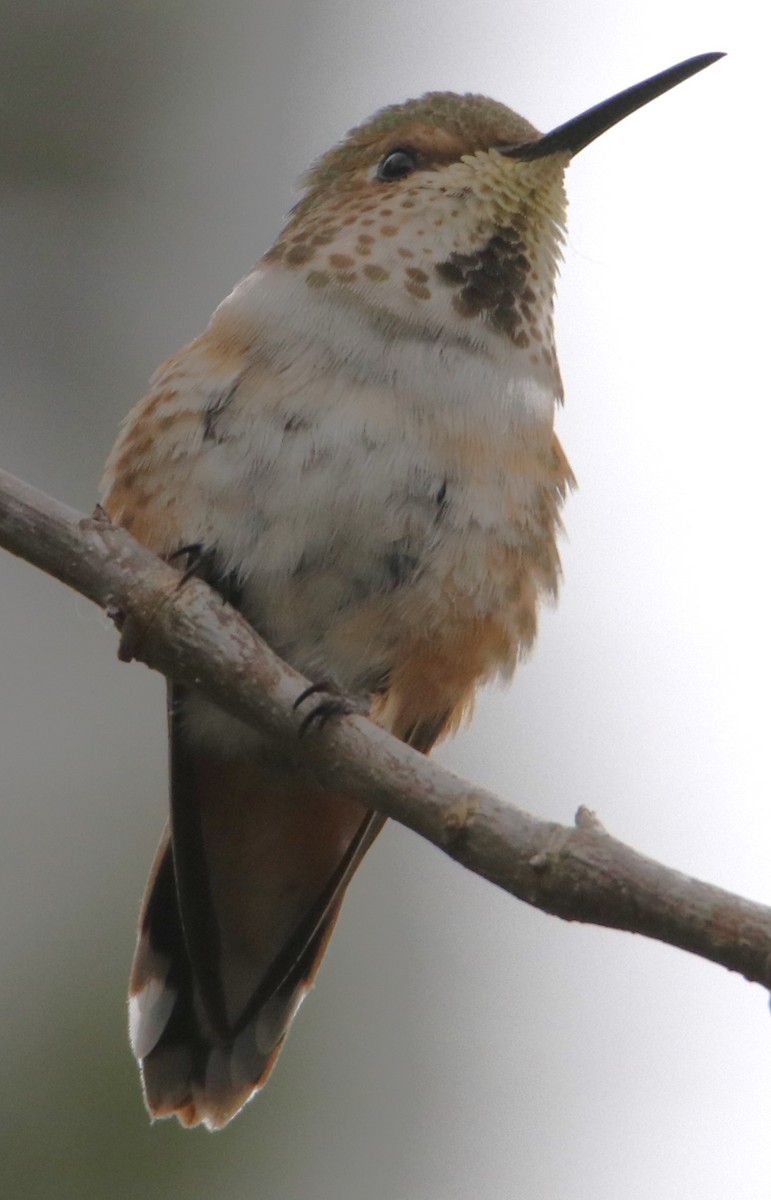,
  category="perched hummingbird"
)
[101,53,723,1128]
